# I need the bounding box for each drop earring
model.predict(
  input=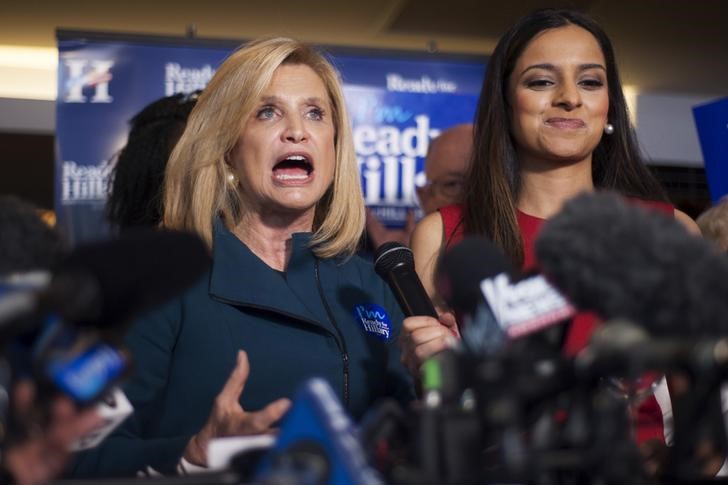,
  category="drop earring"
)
[604,123,615,135]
